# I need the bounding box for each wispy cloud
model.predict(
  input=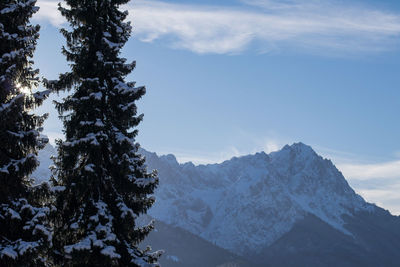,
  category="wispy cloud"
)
[335,158,400,215]
[34,0,400,54]
[131,0,400,54]
[353,182,400,216]
[339,160,400,180]
[313,146,400,215]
